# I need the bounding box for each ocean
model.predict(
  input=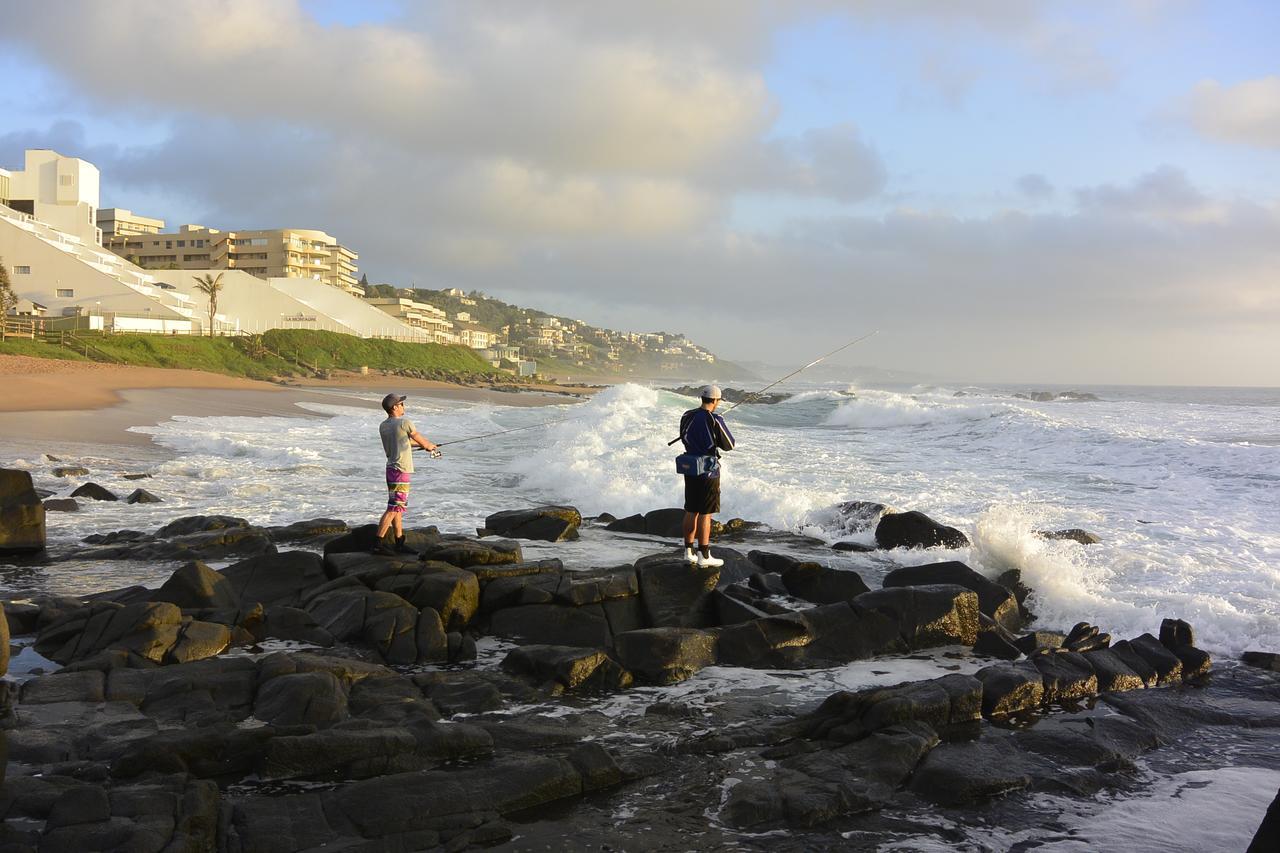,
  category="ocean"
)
[5,379,1280,849]
[6,380,1278,660]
